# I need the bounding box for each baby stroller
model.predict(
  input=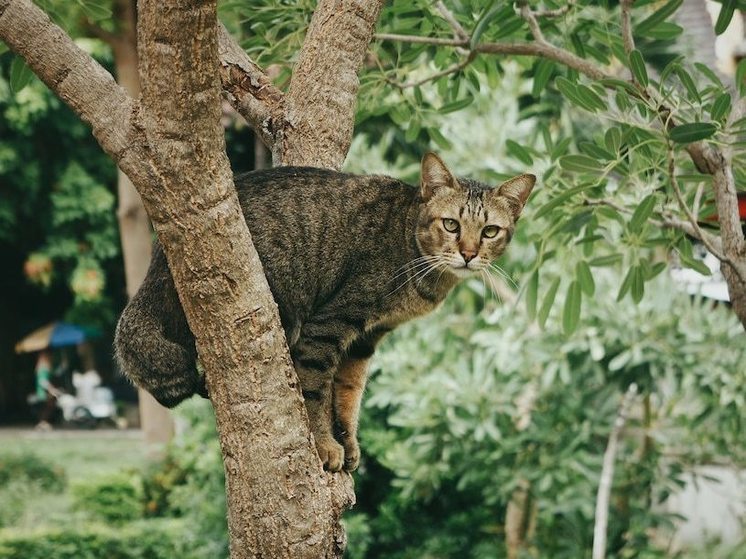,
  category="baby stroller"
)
[56,370,123,429]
